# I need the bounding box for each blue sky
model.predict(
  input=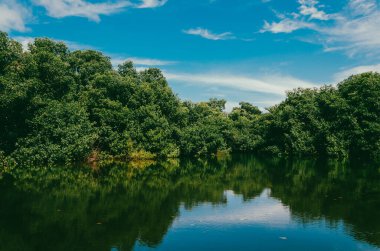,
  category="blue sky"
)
[1,0,380,110]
